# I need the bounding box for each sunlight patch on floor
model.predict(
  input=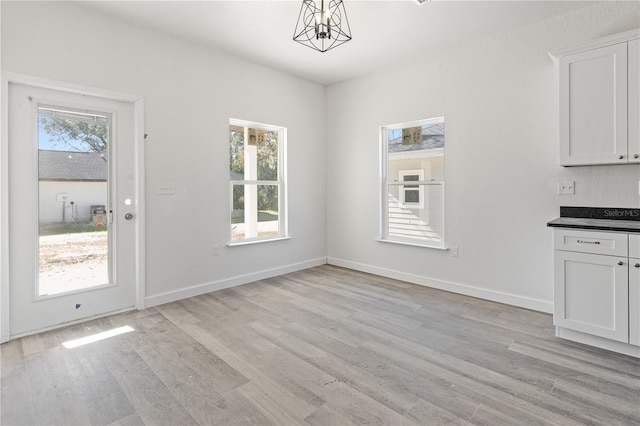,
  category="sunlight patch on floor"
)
[62,325,134,349]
